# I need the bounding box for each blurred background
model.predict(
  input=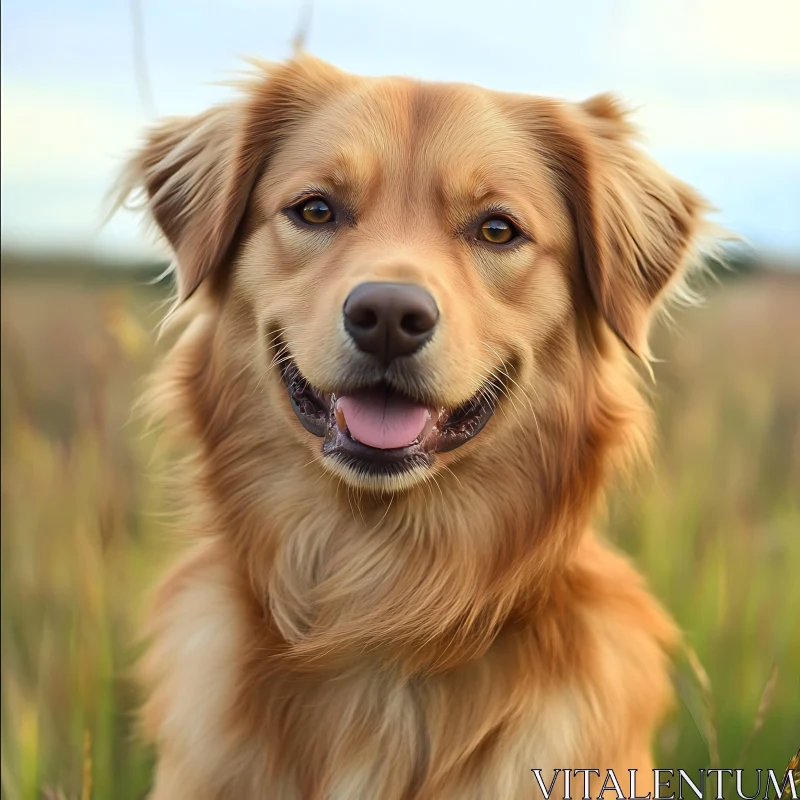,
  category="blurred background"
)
[1,1,798,797]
